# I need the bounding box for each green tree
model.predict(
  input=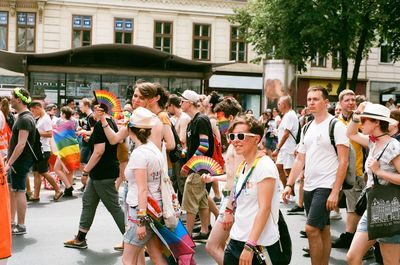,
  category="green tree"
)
[230,0,400,93]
